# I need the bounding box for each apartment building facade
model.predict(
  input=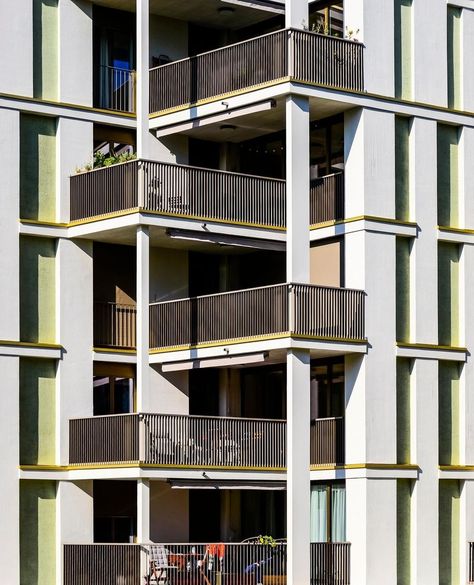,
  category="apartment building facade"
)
[0,0,473,584]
